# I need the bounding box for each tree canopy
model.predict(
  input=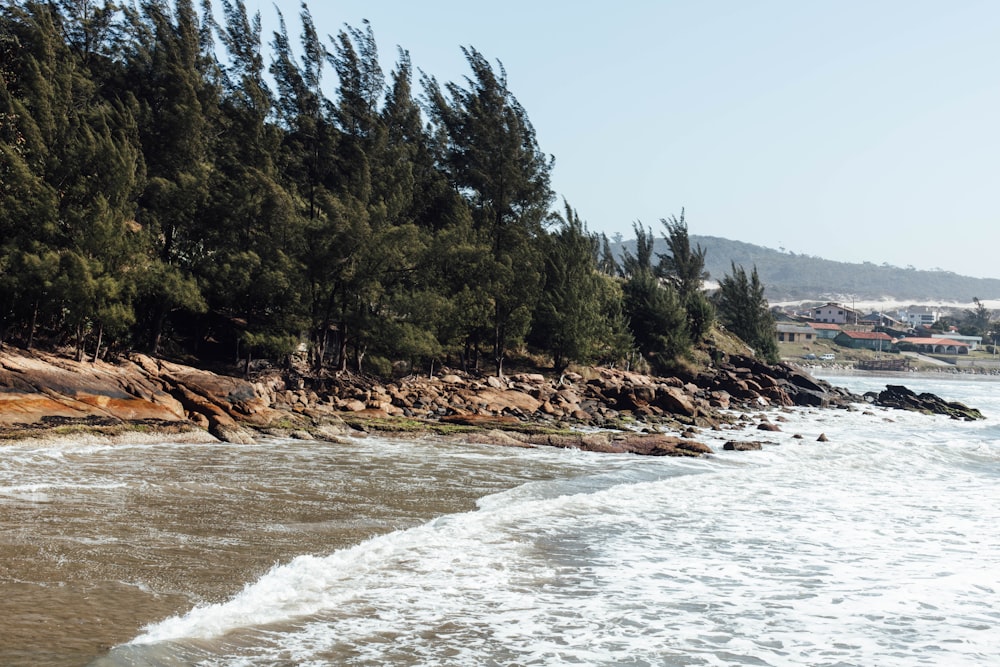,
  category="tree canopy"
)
[0,0,775,376]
